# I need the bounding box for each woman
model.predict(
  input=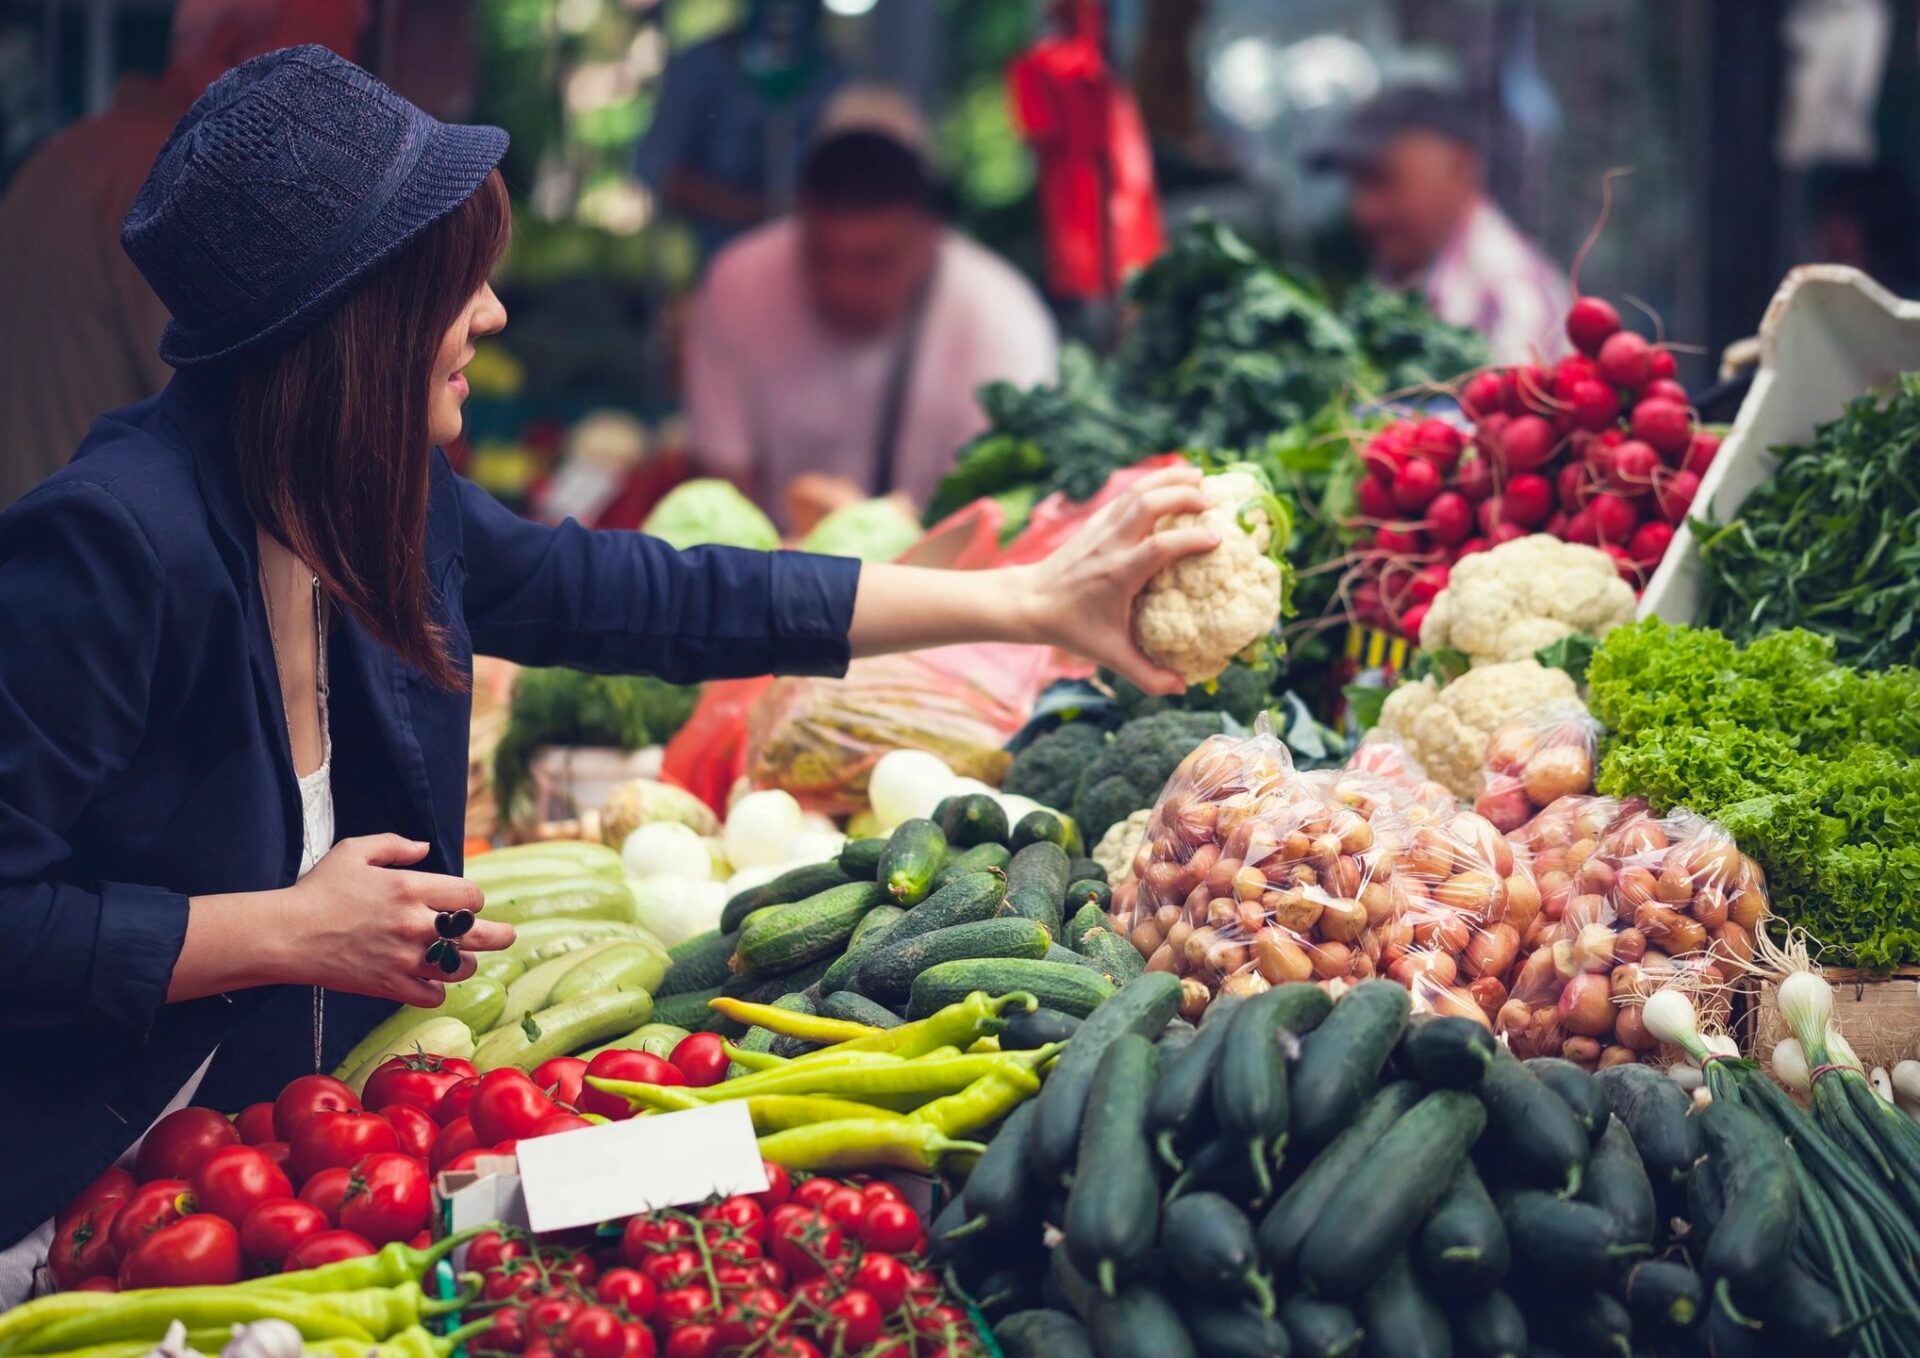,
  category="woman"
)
[0,47,1216,1285]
